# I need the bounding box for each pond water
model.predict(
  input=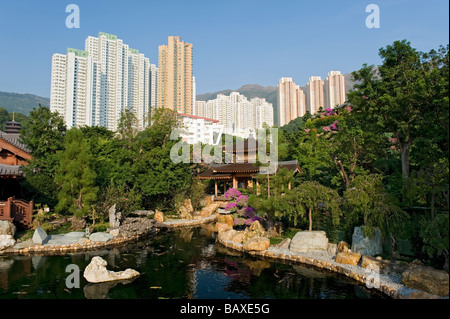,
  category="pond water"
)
[0,225,386,299]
